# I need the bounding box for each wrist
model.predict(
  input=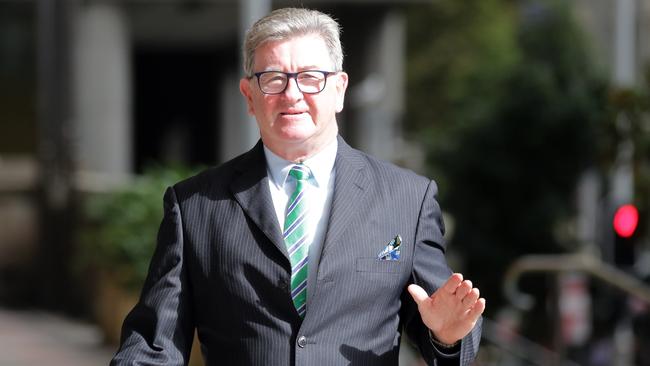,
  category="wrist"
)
[428,330,460,349]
